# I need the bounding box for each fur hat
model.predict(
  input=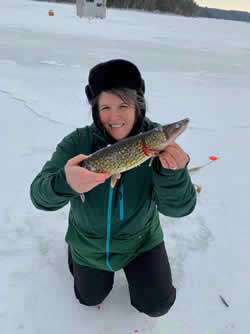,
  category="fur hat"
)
[85,59,145,101]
